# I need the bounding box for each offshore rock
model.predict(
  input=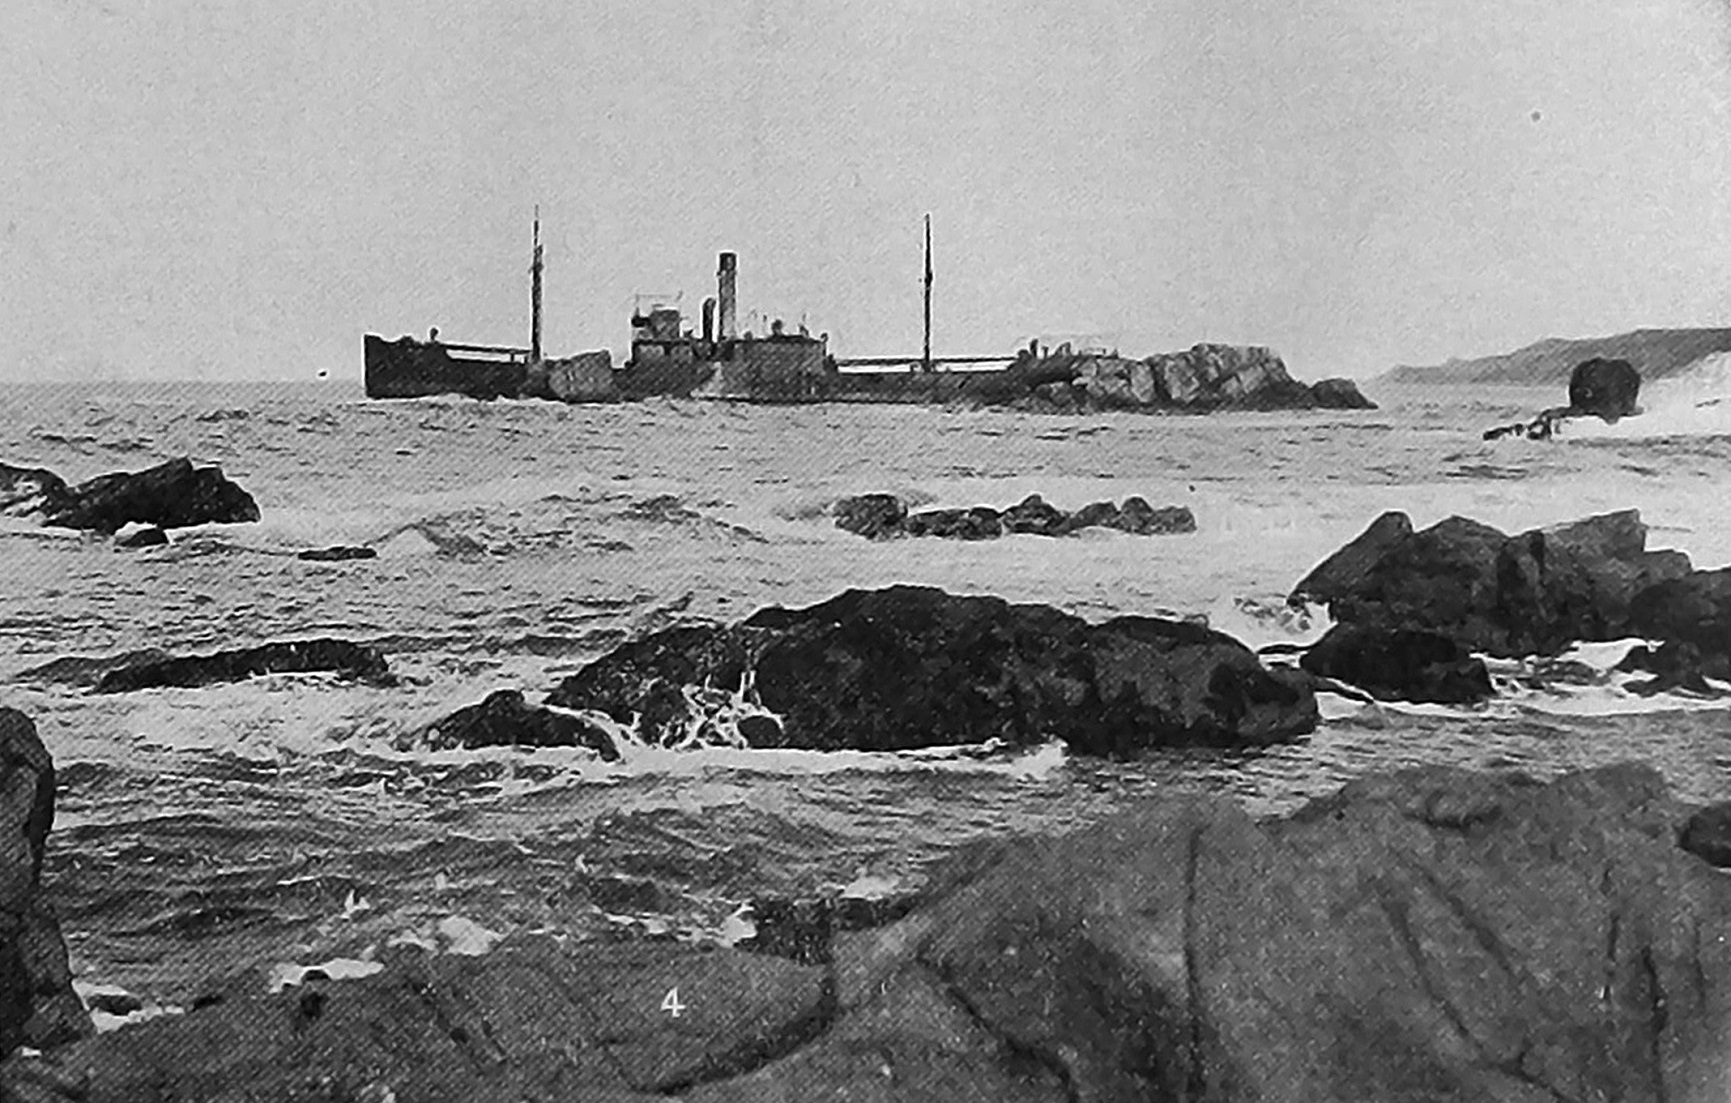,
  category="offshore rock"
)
[94,639,390,693]
[547,586,1317,757]
[1630,567,1731,660]
[831,493,906,540]
[415,689,620,759]
[297,545,377,562]
[1569,356,1642,421]
[113,525,167,549]
[1290,508,1691,657]
[832,493,1196,541]
[38,457,259,533]
[1616,640,1731,696]
[0,709,91,1057]
[1300,624,1494,704]
[1309,377,1377,409]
